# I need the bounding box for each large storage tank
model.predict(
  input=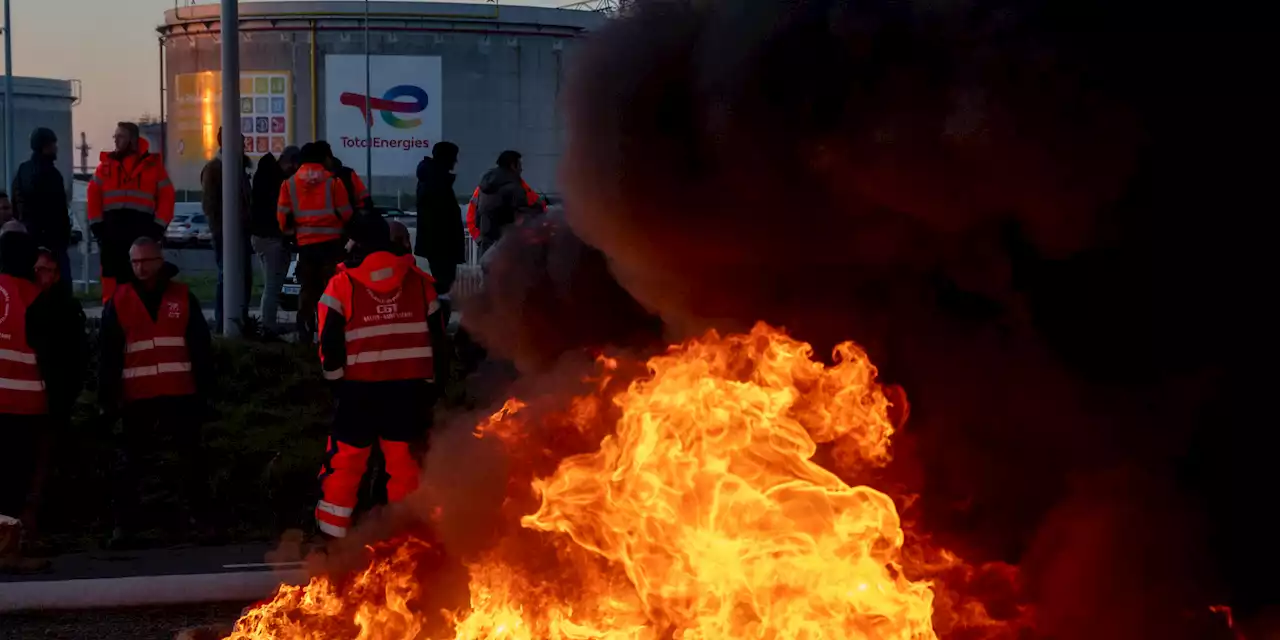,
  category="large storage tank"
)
[159,1,606,202]
[0,77,77,195]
